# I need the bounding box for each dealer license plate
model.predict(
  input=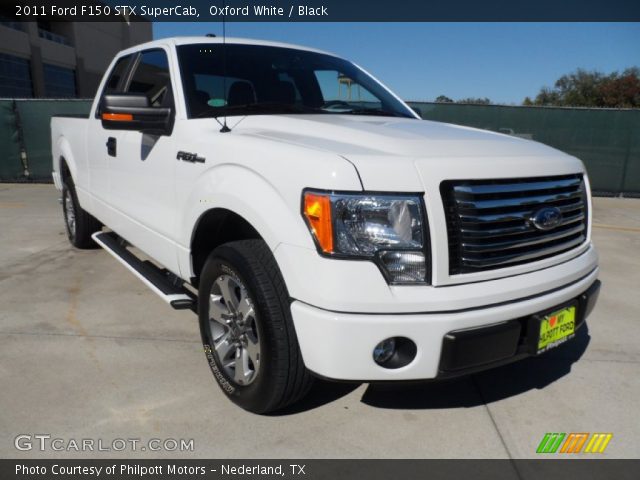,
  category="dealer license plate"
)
[537,305,576,353]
